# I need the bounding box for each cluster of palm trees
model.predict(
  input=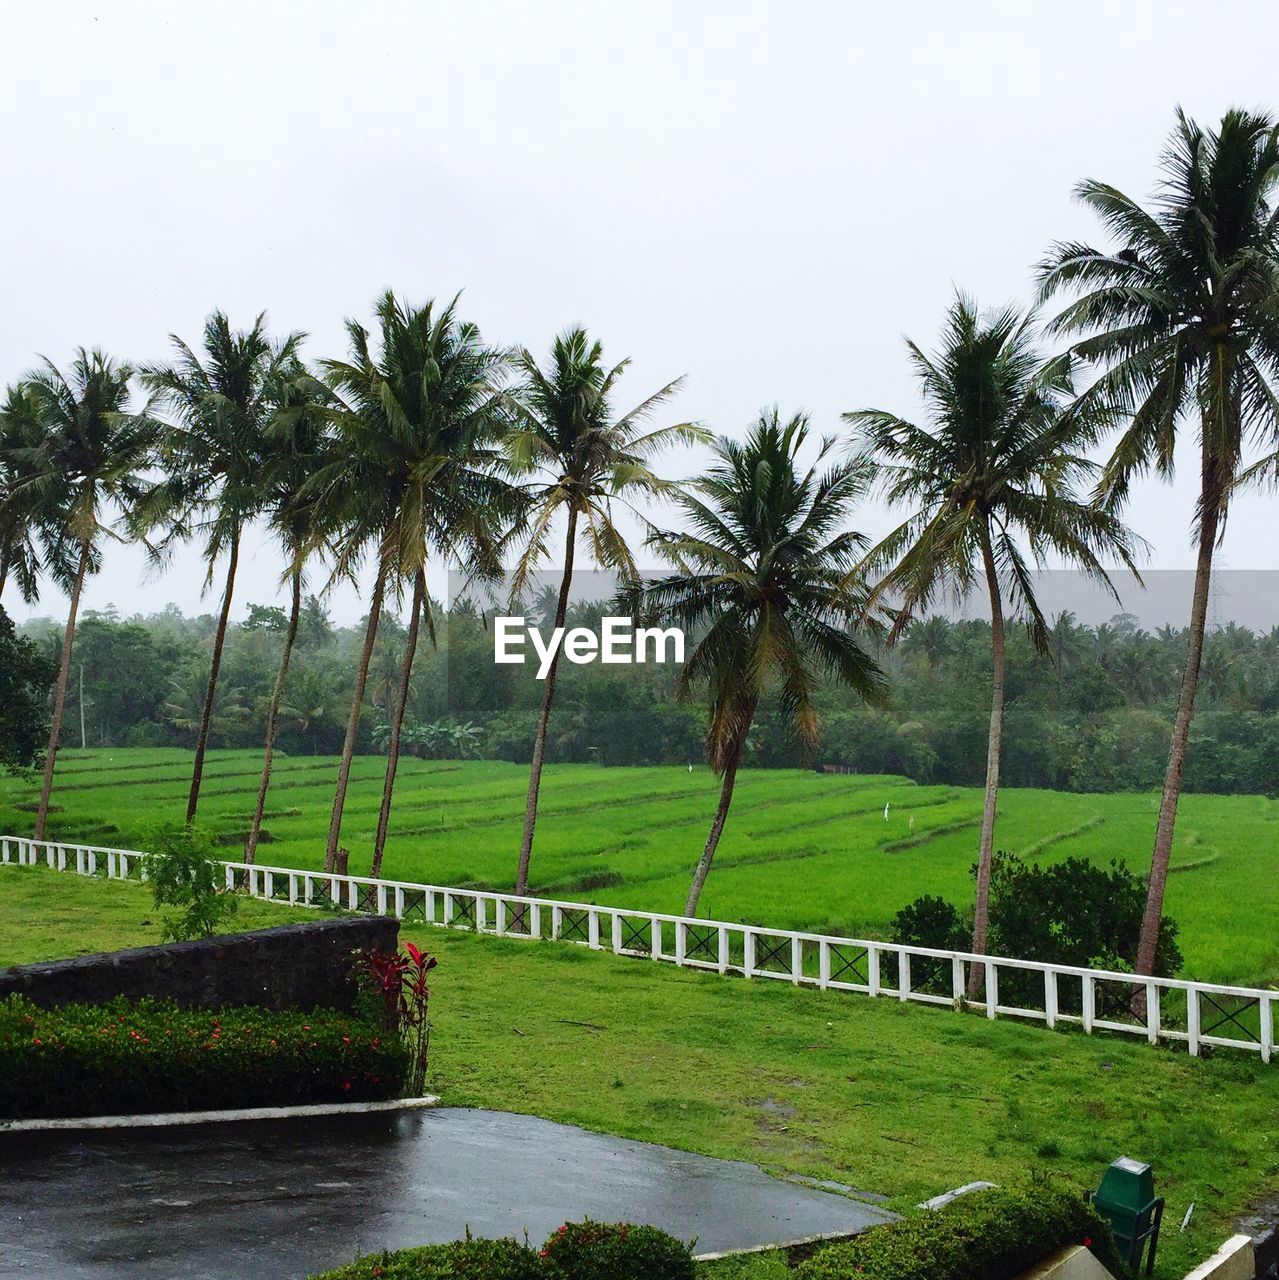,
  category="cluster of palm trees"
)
[3,107,1277,981]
